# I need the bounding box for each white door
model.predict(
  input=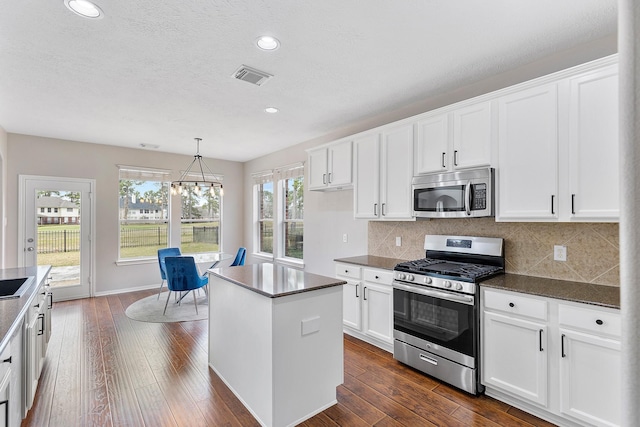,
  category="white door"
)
[19,175,94,301]
[380,123,414,219]
[483,311,548,407]
[362,282,393,344]
[559,329,621,427]
[497,83,559,220]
